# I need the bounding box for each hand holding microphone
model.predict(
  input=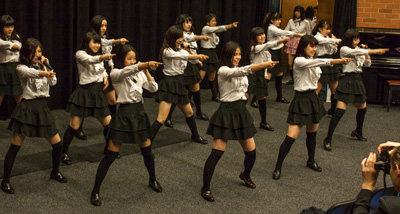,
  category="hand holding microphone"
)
[38,56,53,70]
